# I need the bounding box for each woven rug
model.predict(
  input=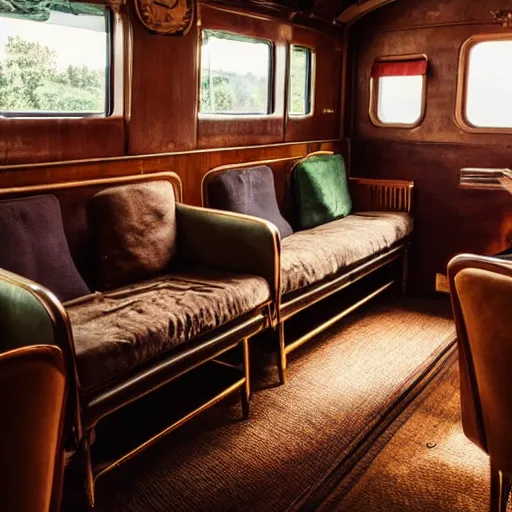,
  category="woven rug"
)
[63,295,456,511]
[326,363,497,512]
